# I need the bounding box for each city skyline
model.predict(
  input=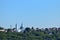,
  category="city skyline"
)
[0,0,60,28]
